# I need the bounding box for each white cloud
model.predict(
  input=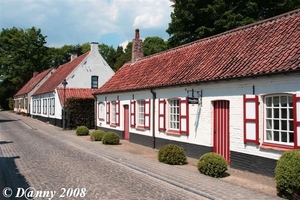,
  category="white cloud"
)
[119,40,129,50]
[0,0,173,47]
